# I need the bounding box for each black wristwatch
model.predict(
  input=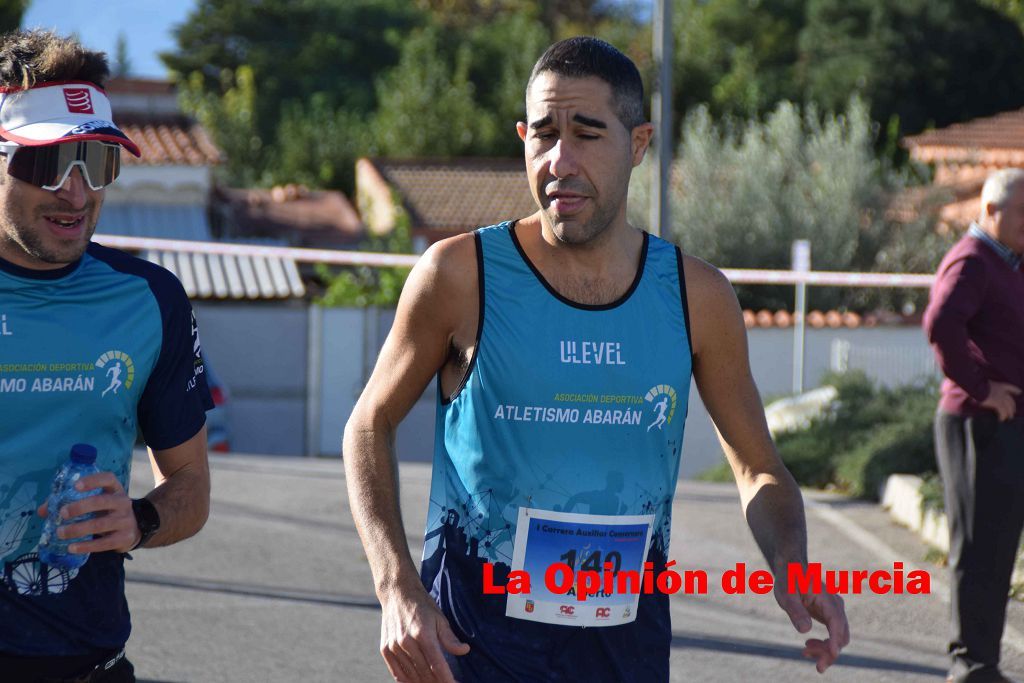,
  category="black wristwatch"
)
[130,498,161,550]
